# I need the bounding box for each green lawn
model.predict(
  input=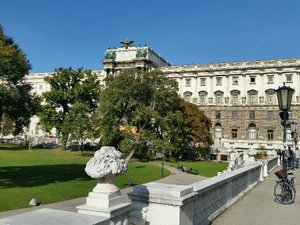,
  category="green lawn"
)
[0,144,170,212]
[155,160,229,177]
